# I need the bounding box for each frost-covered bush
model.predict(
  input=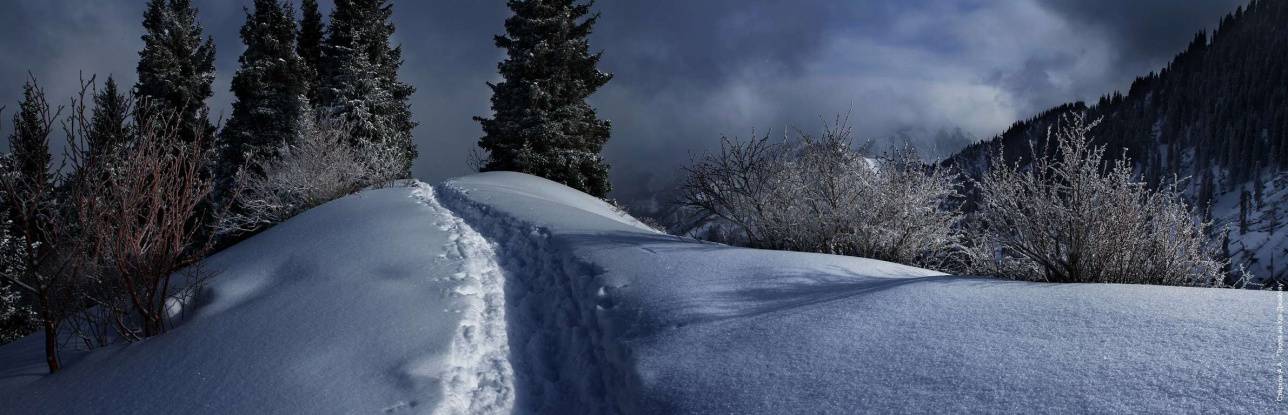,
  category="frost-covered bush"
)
[217,115,406,235]
[964,112,1223,286]
[680,118,963,269]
